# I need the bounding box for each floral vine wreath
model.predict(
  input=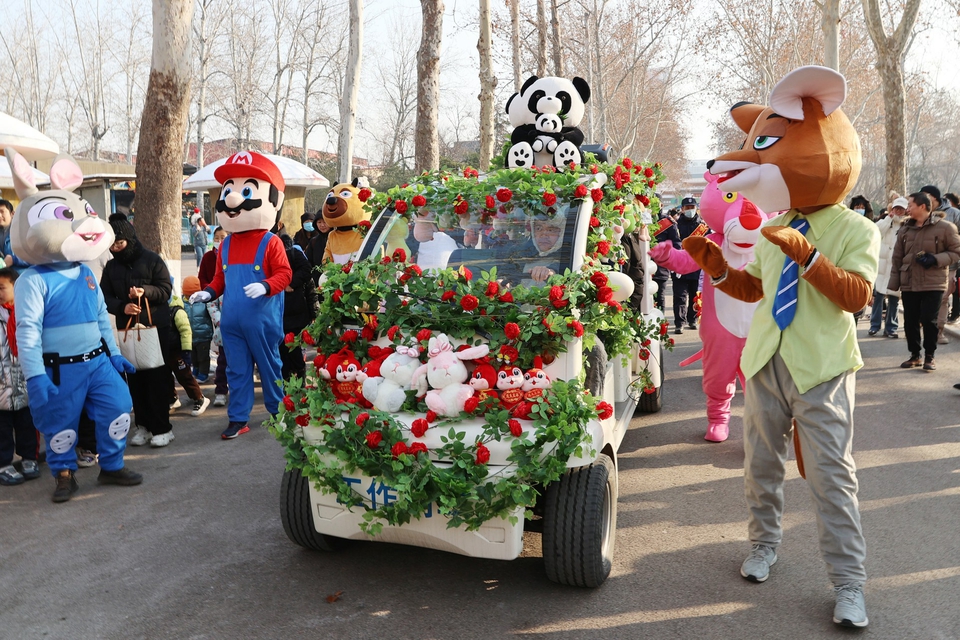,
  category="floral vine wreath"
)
[268,155,672,534]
